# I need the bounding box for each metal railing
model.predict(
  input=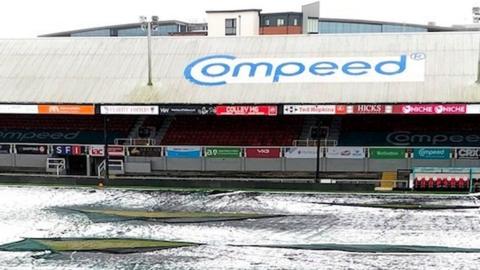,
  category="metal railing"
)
[97,159,125,178]
[46,158,66,176]
[293,139,337,147]
[114,138,156,146]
